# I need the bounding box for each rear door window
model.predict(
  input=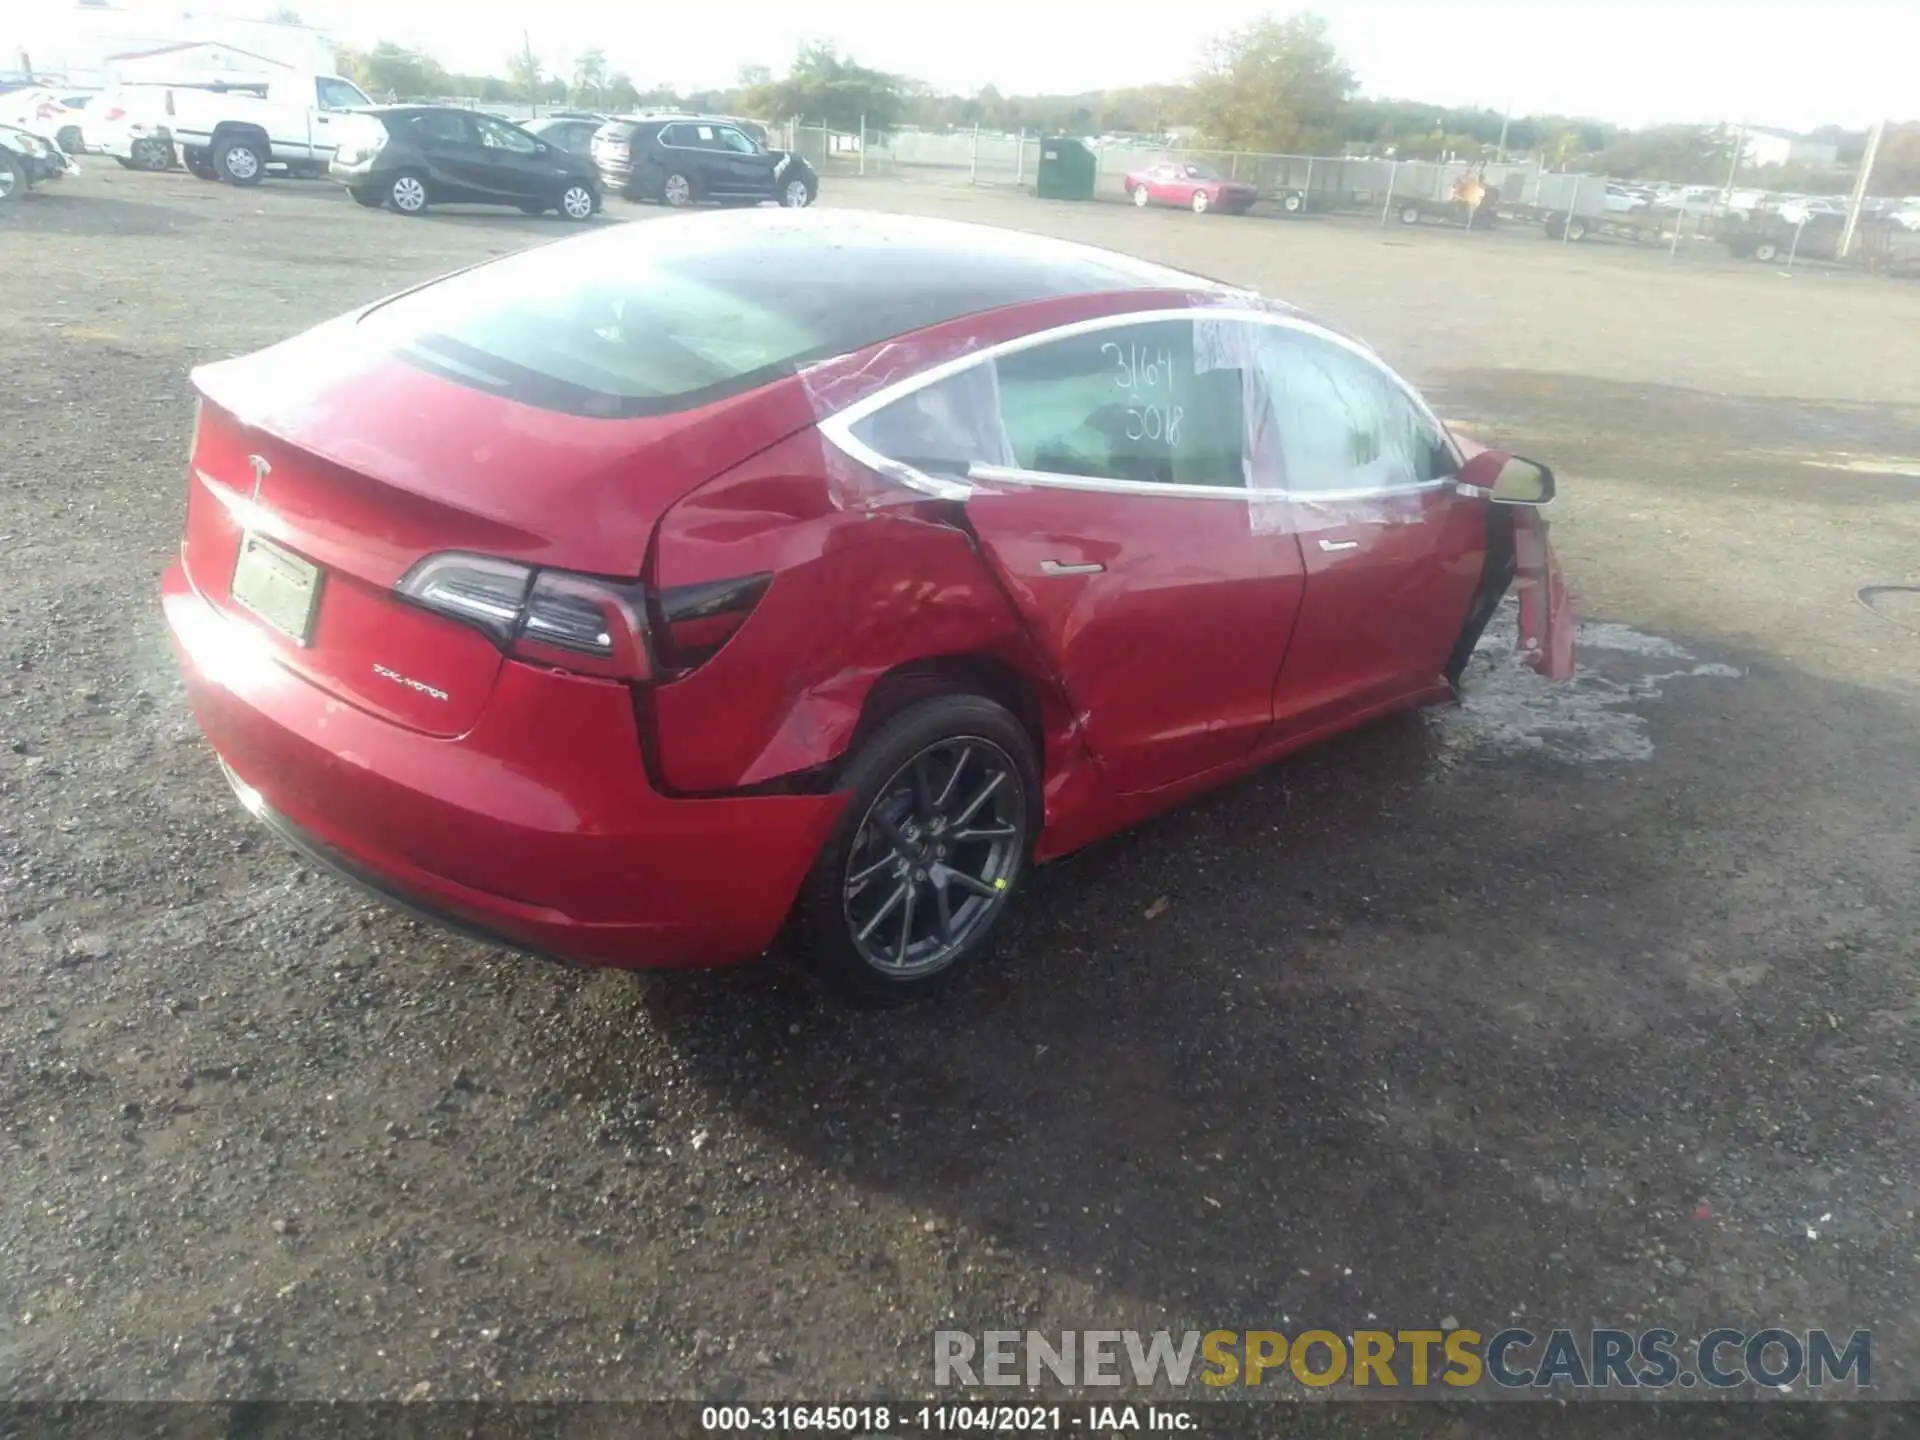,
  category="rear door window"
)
[851,319,1247,490]
[410,110,472,146]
